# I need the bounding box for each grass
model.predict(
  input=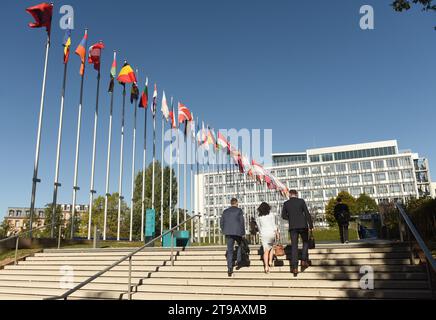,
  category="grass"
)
[0,249,41,266]
[312,227,358,242]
